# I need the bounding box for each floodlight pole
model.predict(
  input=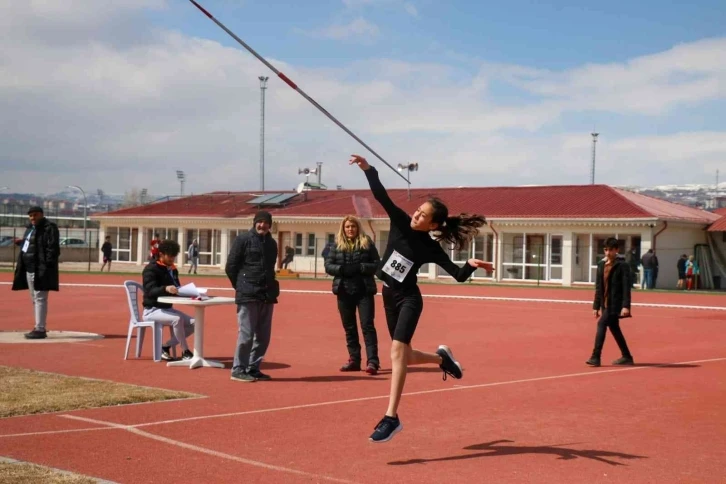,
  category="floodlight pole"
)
[67,185,90,271]
[259,76,269,191]
[176,170,186,196]
[590,133,599,185]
